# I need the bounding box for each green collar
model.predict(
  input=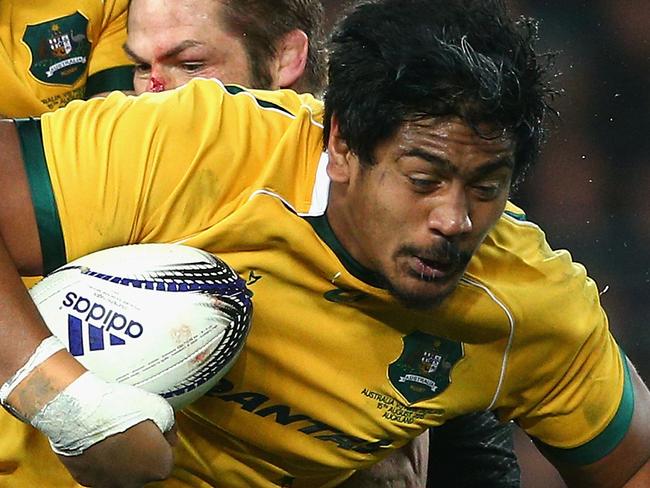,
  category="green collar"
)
[305,213,386,289]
